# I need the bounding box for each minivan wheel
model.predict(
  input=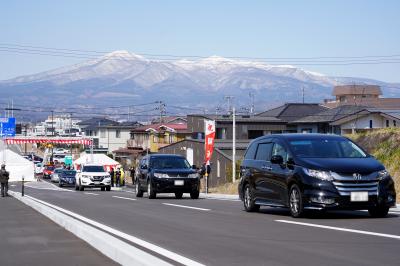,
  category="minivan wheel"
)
[175,192,183,199]
[289,184,304,218]
[190,190,200,199]
[147,181,156,199]
[368,205,389,218]
[135,180,143,197]
[243,184,260,212]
